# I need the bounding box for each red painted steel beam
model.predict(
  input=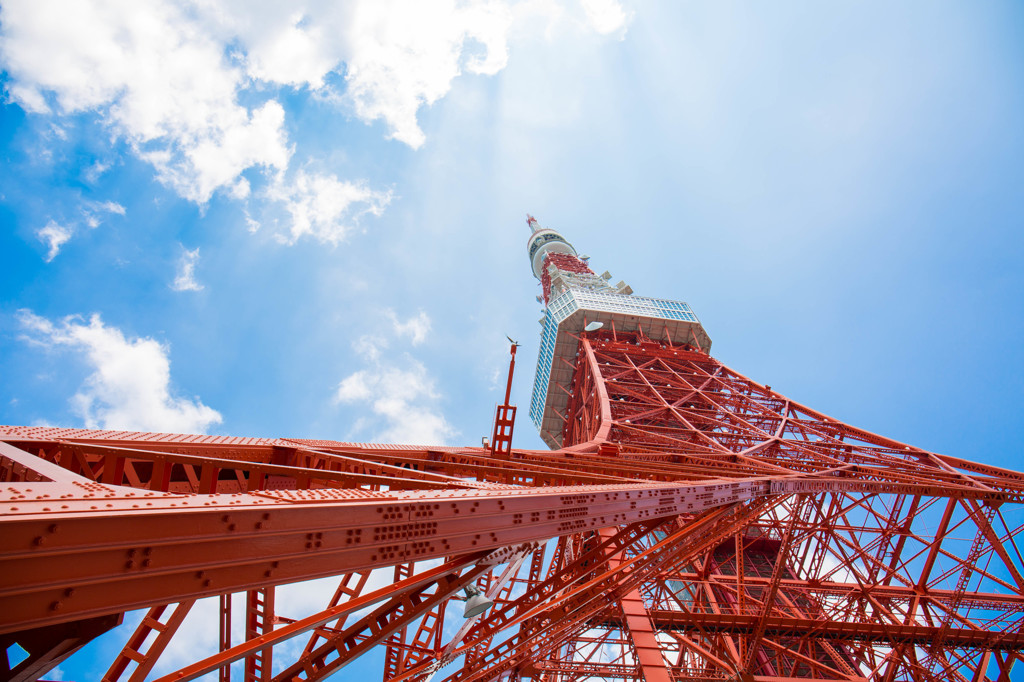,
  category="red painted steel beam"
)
[299,571,371,658]
[662,572,1024,612]
[151,551,496,682]
[382,563,414,682]
[600,527,673,682]
[0,470,768,633]
[615,611,1024,649]
[270,562,492,681]
[743,495,806,672]
[430,504,774,682]
[0,441,93,484]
